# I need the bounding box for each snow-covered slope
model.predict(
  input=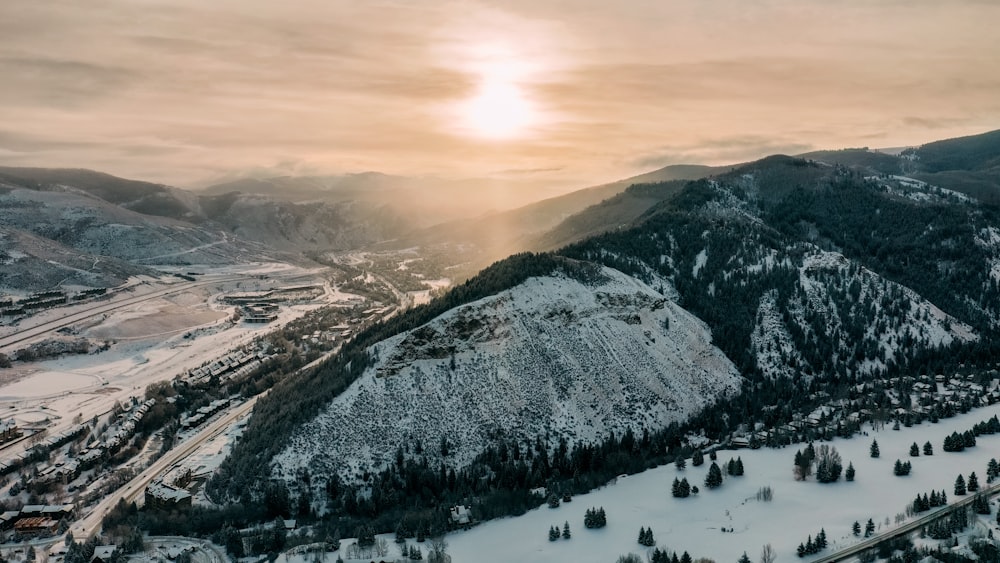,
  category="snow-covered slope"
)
[273,266,741,485]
